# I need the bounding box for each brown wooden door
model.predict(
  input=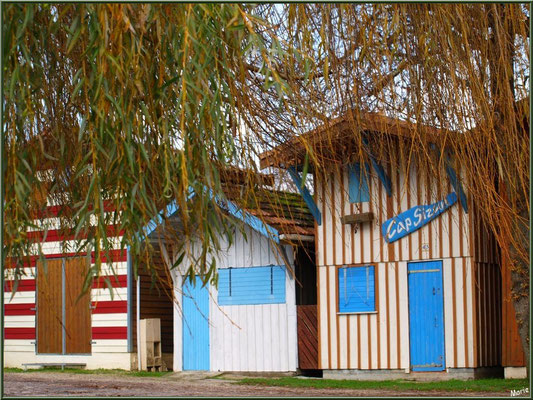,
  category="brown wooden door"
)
[65,257,91,354]
[37,259,63,354]
[297,305,319,369]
